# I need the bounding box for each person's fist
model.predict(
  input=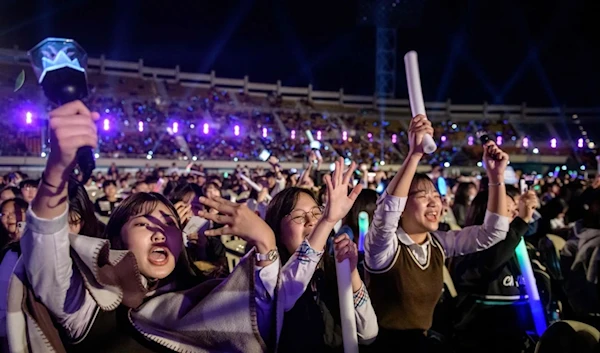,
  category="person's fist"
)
[47,101,99,174]
[518,190,539,223]
[408,114,434,156]
[483,142,509,181]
